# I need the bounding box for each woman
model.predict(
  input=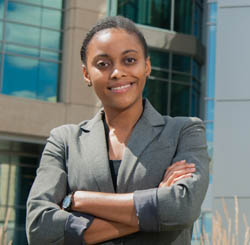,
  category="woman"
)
[26,16,209,245]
